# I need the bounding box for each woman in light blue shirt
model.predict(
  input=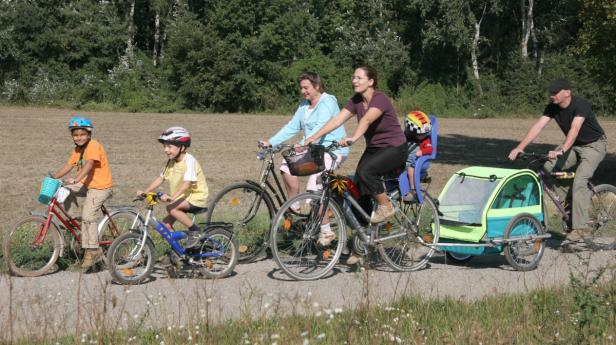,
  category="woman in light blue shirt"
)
[260,72,348,245]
